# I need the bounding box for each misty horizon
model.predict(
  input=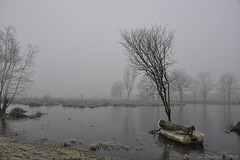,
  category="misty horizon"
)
[0,0,239,99]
